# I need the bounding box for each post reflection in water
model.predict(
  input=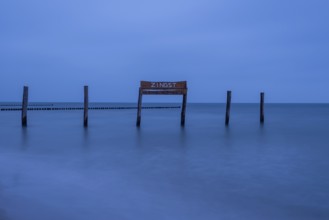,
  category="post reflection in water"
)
[20,127,28,151]
[82,127,90,150]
